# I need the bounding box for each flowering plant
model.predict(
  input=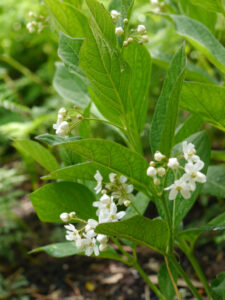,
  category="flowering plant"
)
[16,0,225,299]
